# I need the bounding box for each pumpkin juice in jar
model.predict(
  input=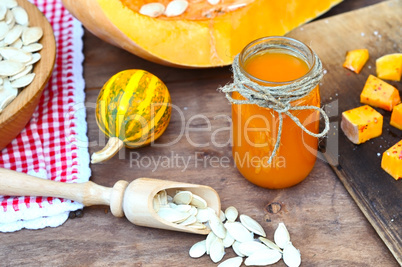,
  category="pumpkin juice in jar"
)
[231,37,323,189]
